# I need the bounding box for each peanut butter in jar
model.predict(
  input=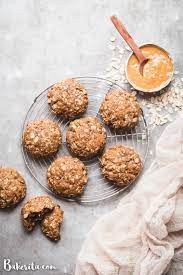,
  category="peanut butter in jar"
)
[126,44,174,93]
